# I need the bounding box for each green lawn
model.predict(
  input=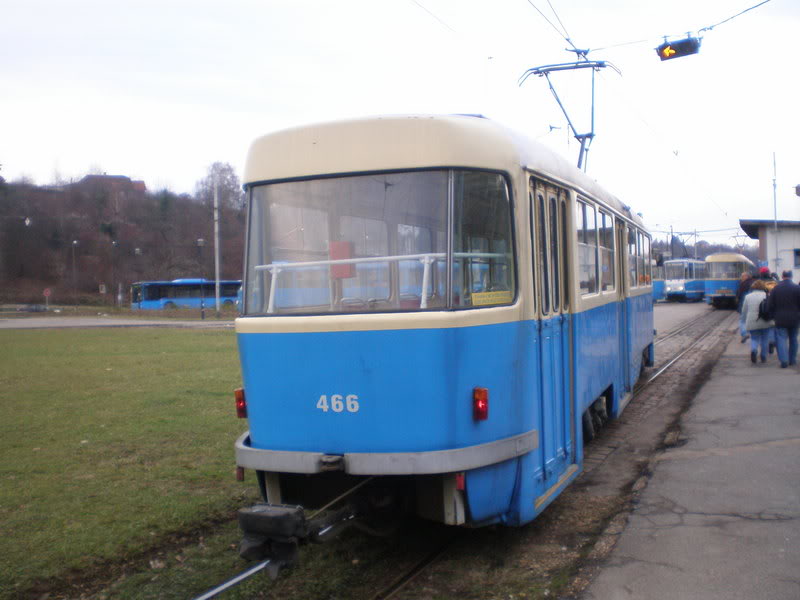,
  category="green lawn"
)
[0,328,258,598]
